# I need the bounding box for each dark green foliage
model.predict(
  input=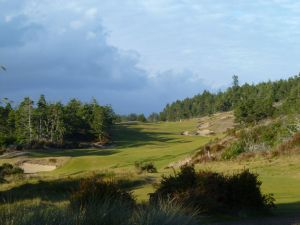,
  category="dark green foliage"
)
[147,112,160,122]
[159,74,300,124]
[137,114,147,122]
[150,166,274,215]
[117,113,148,122]
[0,95,116,149]
[134,161,157,173]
